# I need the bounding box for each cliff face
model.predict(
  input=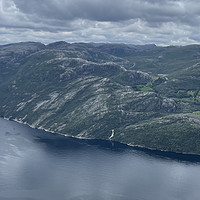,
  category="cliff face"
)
[0,42,200,154]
